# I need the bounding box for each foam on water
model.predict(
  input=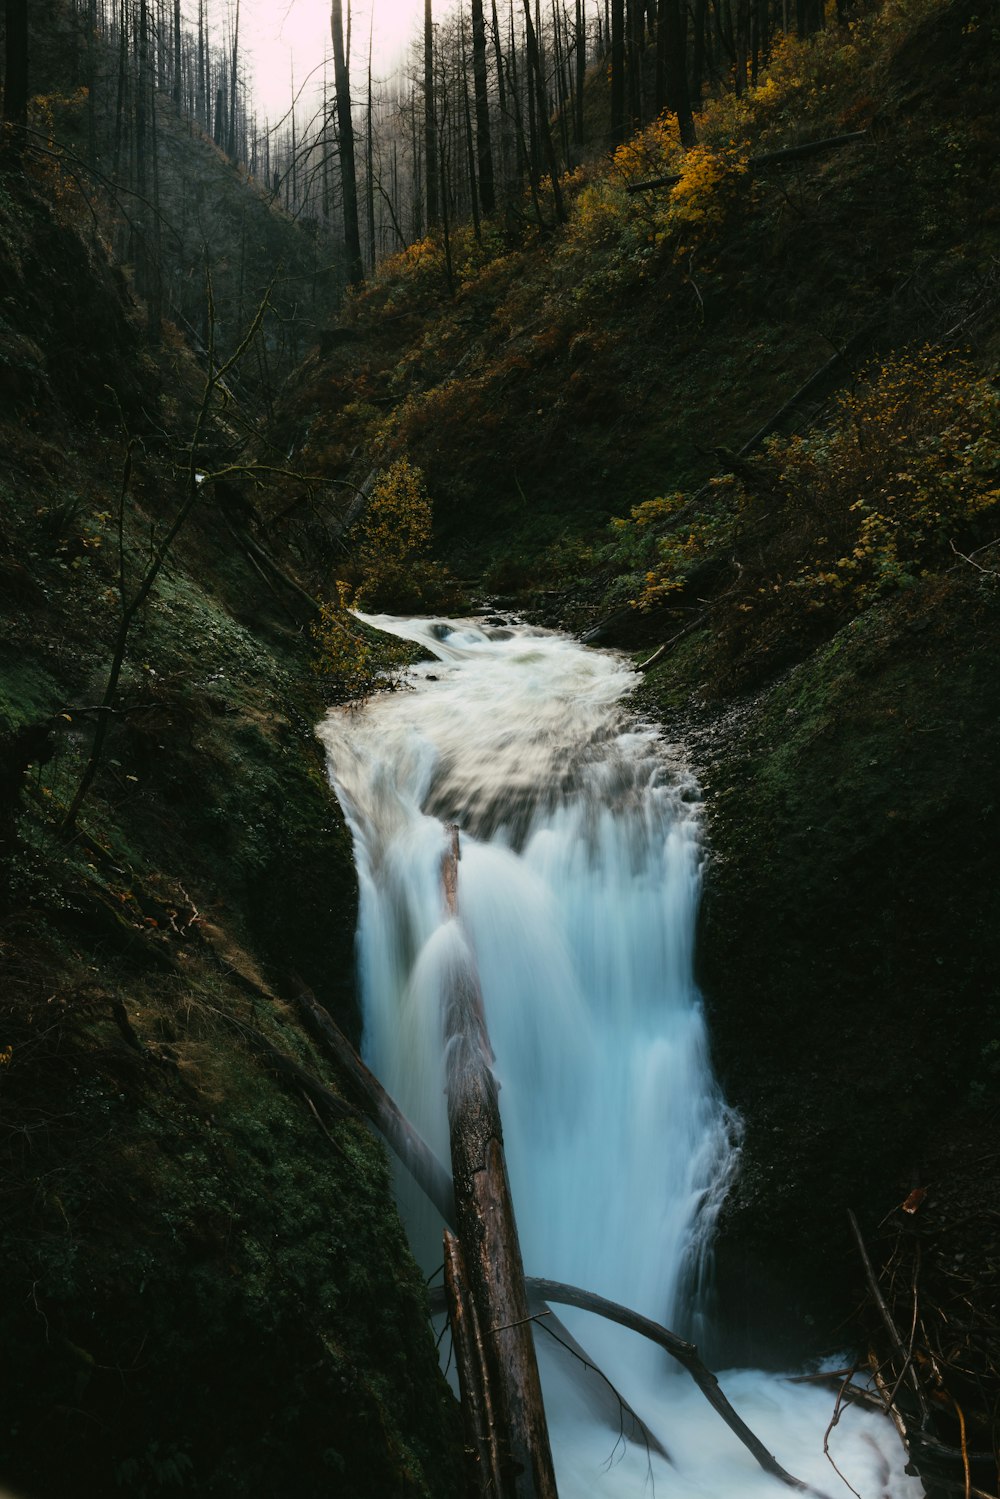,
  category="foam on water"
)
[319,614,922,1499]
